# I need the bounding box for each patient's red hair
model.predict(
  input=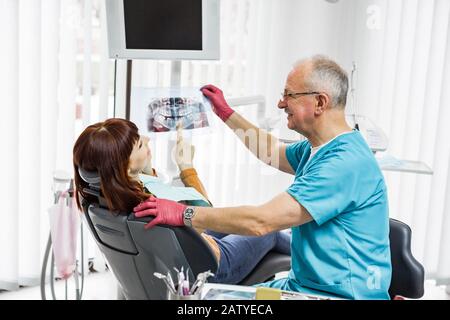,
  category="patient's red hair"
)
[73,118,149,213]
